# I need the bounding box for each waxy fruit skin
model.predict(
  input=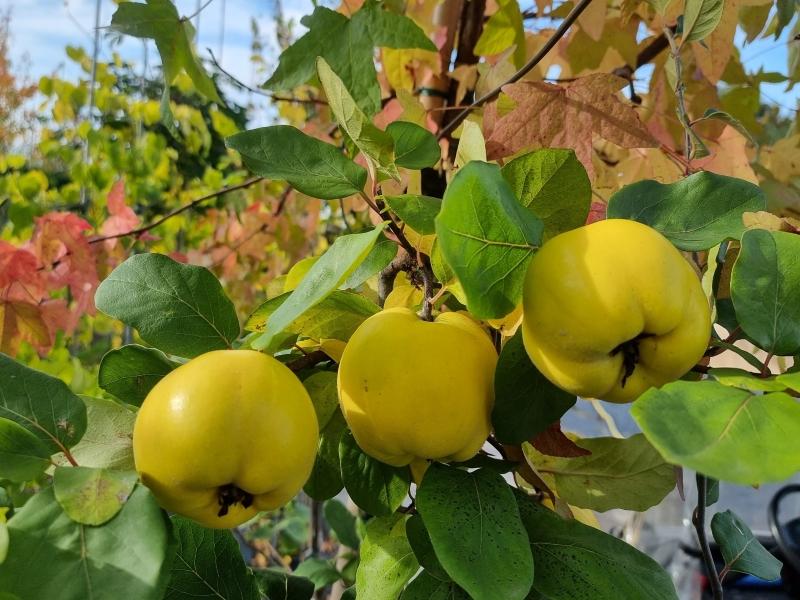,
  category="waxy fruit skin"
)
[133,349,319,528]
[338,308,497,467]
[522,219,711,403]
